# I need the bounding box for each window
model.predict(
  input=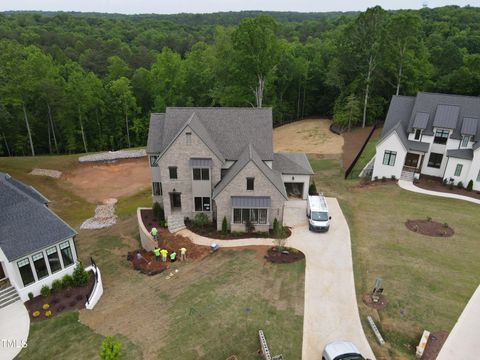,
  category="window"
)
[46,246,62,273]
[169,167,177,179]
[17,258,35,287]
[152,182,162,196]
[382,151,397,166]
[427,153,443,169]
[454,164,463,177]
[149,155,159,167]
[59,241,74,267]
[434,129,449,144]
[246,177,255,190]
[477,170,480,182]
[32,252,49,280]
[193,168,209,180]
[233,208,268,224]
[414,129,422,140]
[461,136,471,147]
[186,132,192,145]
[194,197,210,211]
